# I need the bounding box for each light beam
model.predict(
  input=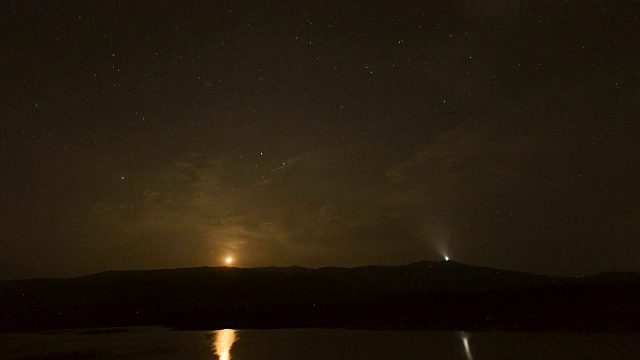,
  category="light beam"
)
[461,332,473,360]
